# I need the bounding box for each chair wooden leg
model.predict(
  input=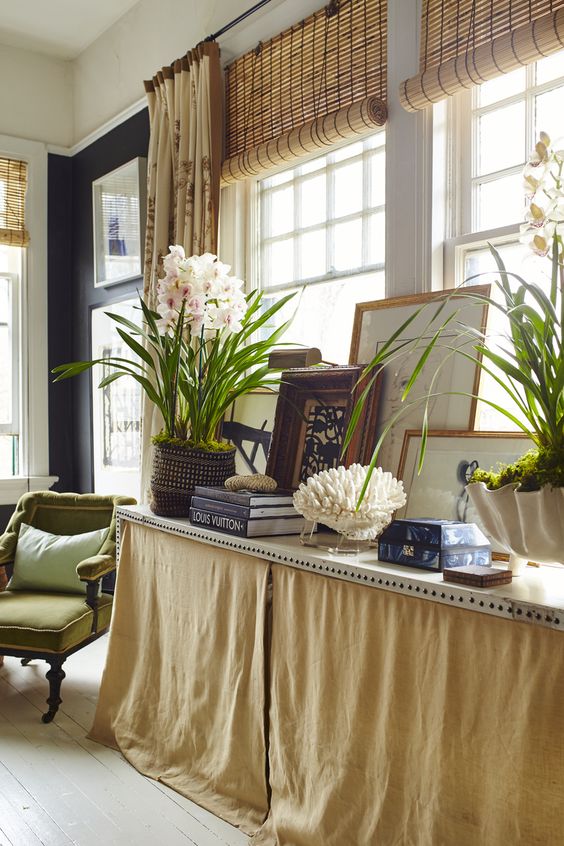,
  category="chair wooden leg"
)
[42,658,66,723]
